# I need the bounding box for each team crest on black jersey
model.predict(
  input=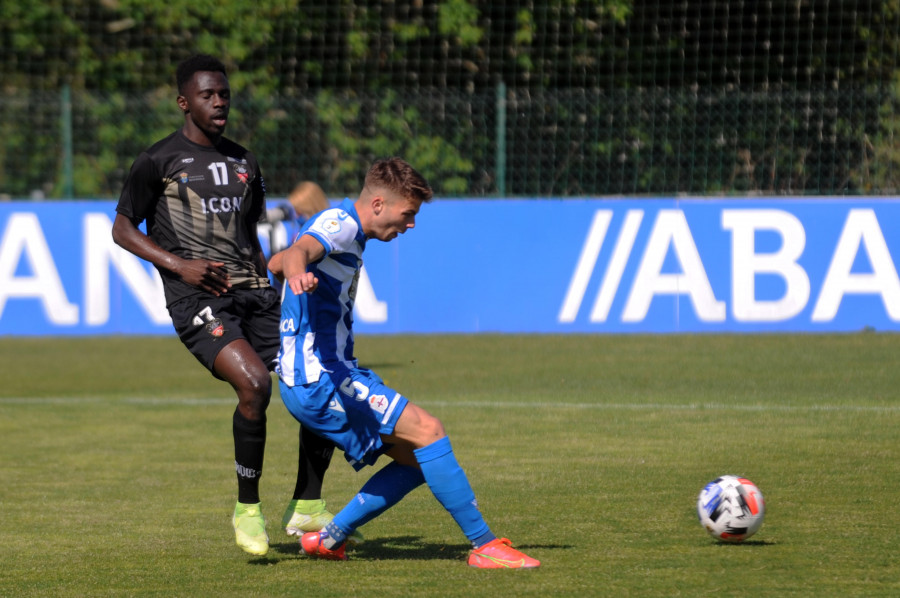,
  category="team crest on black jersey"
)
[193,306,226,339]
[179,171,205,185]
[232,162,249,184]
[206,318,225,338]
